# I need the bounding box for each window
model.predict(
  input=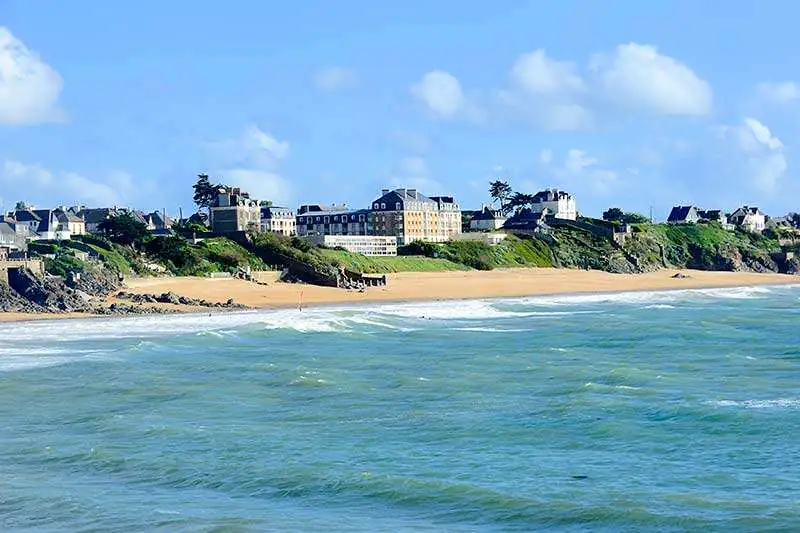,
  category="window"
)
[359,215,365,222]
[374,203,379,209]
[324,216,330,223]
[396,202,401,210]
[381,203,386,209]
